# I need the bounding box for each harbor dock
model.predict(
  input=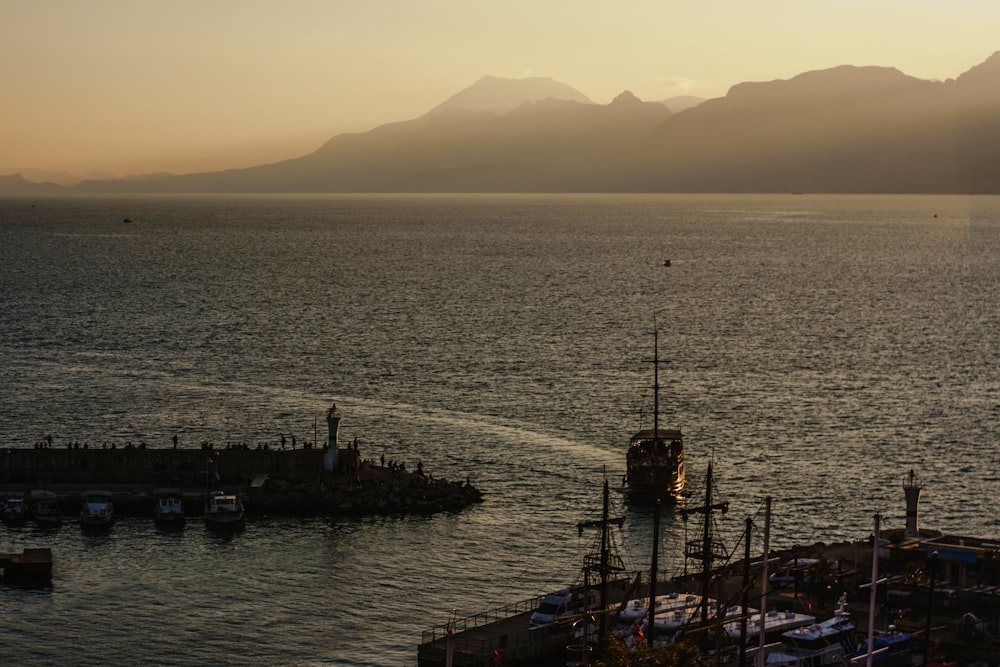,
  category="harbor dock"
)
[1,405,483,518]
[417,579,634,667]
[0,548,52,581]
[419,536,1000,666]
